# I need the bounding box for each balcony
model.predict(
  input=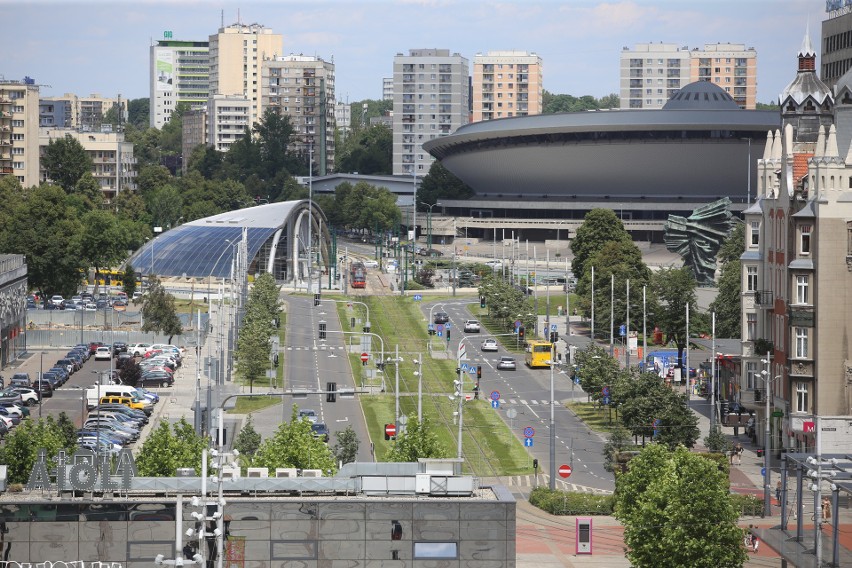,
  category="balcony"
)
[753,290,773,308]
[752,388,764,403]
